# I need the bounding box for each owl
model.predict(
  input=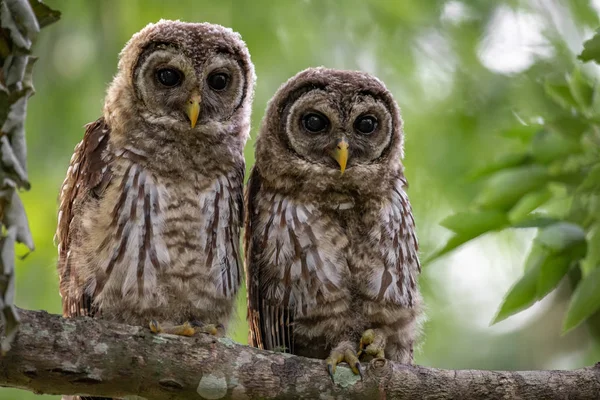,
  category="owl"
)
[56,19,255,345]
[245,67,421,381]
